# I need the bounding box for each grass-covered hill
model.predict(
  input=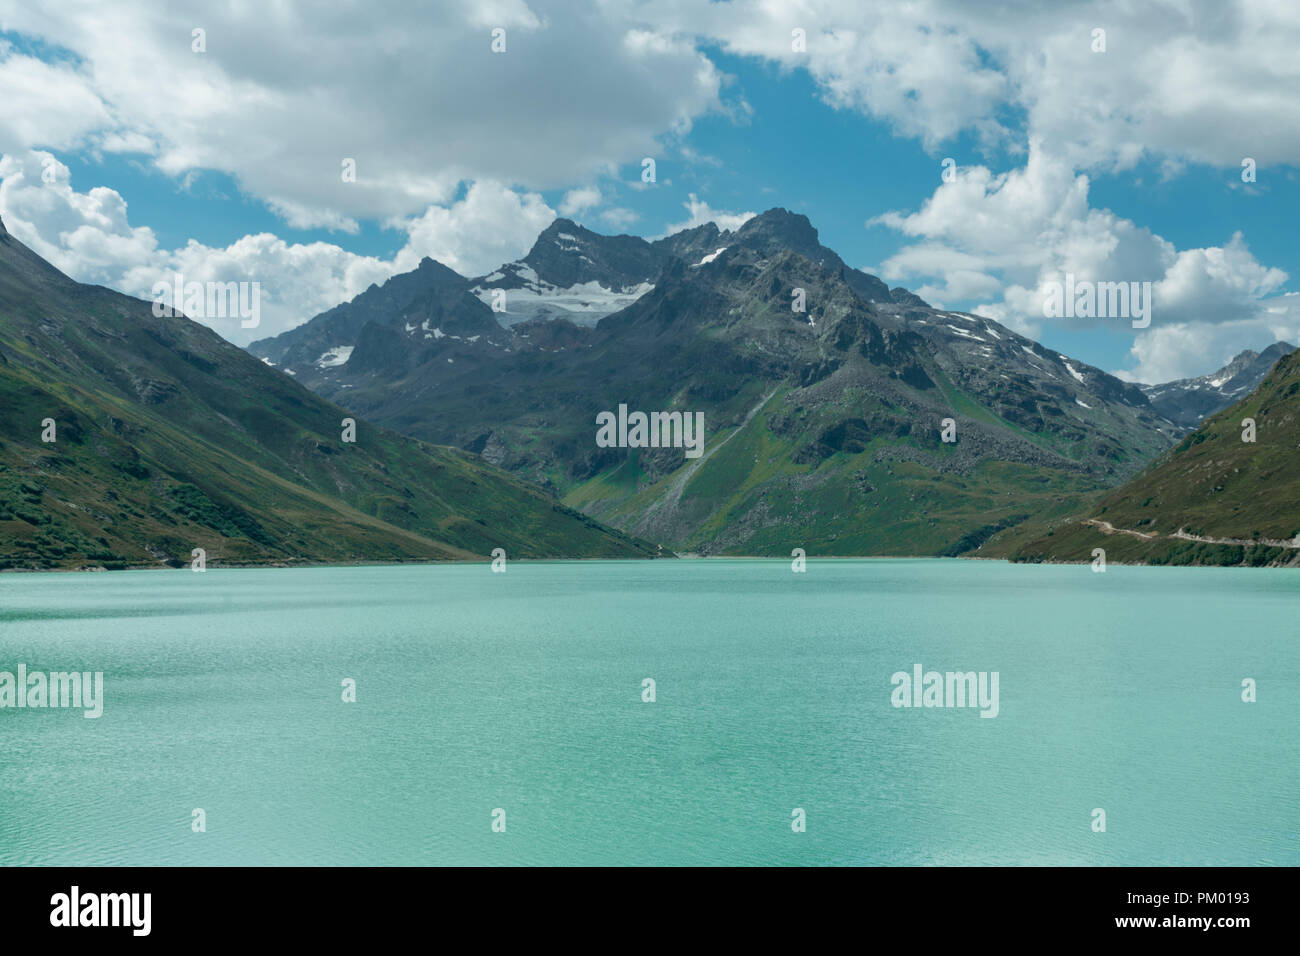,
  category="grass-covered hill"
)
[257,209,1177,557]
[0,216,658,569]
[988,349,1300,567]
